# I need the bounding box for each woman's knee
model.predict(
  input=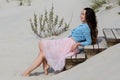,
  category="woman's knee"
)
[39,41,43,51]
[39,41,42,47]
[38,51,43,57]
[38,41,45,58]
